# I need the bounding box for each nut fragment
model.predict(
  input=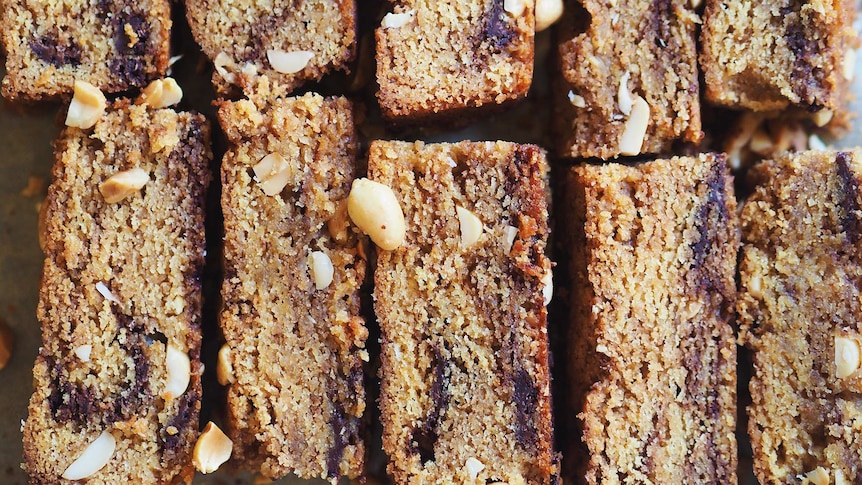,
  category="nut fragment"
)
[65,80,107,129]
[619,95,650,156]
[0,319,13,370]
[309,250,335,290]
[99,168,150,204]
[347,178,406,251]
[836,469,849,485]
[808,134,827,151]
[835,336,860,379]
[465,457,486,480]
[812,109,833,127]
[844,49,856,81]
[542,269,553,306]
[95,281,119,303]
[535,0,563,31]
[503,225,519,254]
[504,0,528,16]
[61,430,116,480]
[382,10,415,28]
[253,153,294,196]
[800,467,830,485]
[617,71,633,115]
[74,344,92,362]
[267,50,314,74]
[456,206,483,248]
[748,129,773,156]
[216,344,234,386]
[164,344,190,400]
[567,90,586,108]
[214,52,237,84]
[137,78,183,108]
[193,422,233,474]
